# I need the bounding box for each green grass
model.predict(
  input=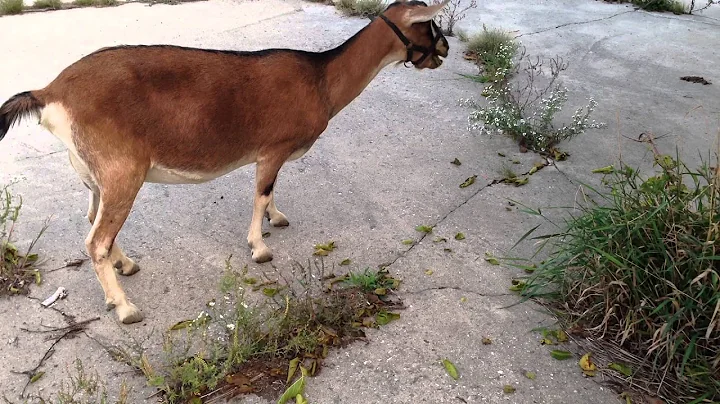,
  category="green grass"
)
[0,0,24,15]
[336,0,385,17]
[607,0,688,13]
[1,187,45,296]
[71,0,117,6]
[32,0,62,9]
[465,26,517,82]
[507,145,720,402]
[124,261,404,403]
